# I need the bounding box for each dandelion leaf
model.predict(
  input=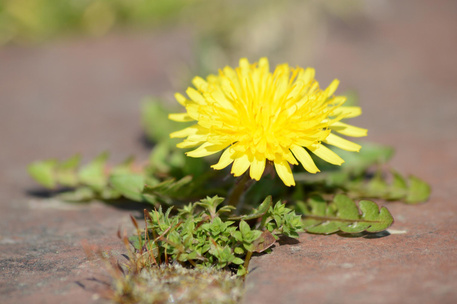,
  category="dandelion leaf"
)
[78,152,109,191]
[56,154,81,187]
[230,196,272,221]
[142,176,193,204]
[57,187,96,202]
[28,159,57,188]
[110,173,145,202]
[303,194,393,234]
[405,175,431,204]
